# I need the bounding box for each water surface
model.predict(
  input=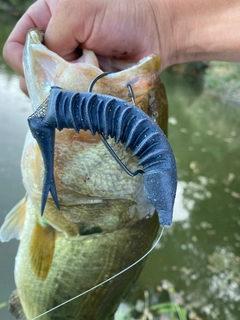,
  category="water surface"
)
[137,71,240,320]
